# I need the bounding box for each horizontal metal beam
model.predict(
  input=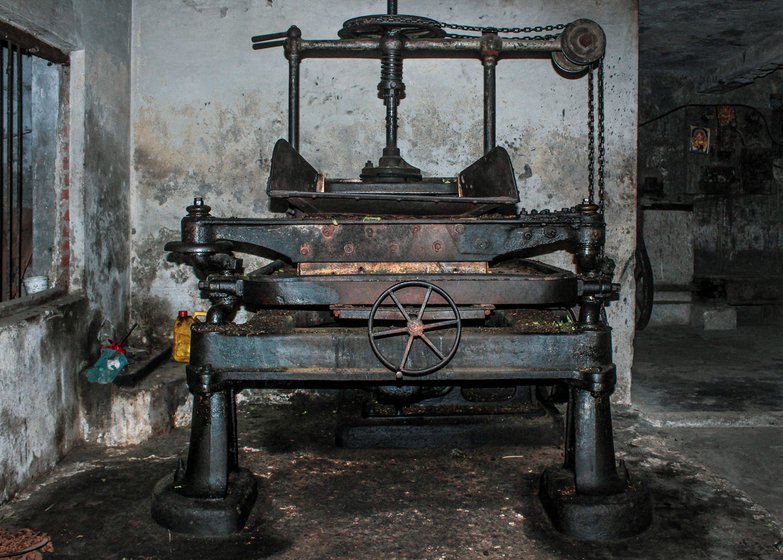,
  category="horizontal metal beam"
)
[178,213,601,263]
[293,37,560,60]
[189,326,613,385]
